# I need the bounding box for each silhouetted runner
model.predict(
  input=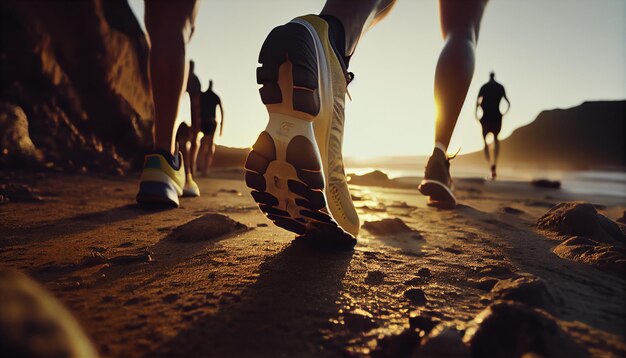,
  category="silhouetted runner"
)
[198,80,224,176]
[176,60,202,197]
[476,71,510,179]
